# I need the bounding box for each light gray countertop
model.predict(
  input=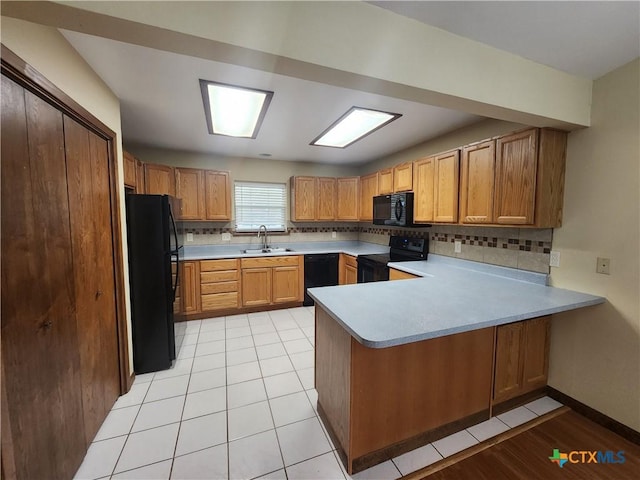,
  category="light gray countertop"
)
[182,241,389,260]
[308,254,605,349]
